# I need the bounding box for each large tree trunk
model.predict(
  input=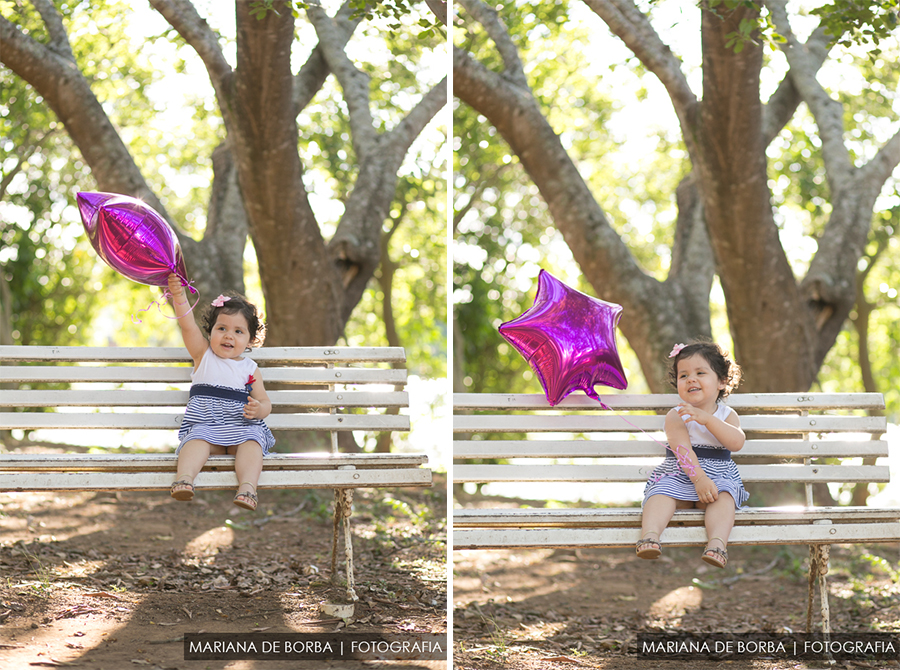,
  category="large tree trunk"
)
[693,2,817,392]
[224,3,343,346]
